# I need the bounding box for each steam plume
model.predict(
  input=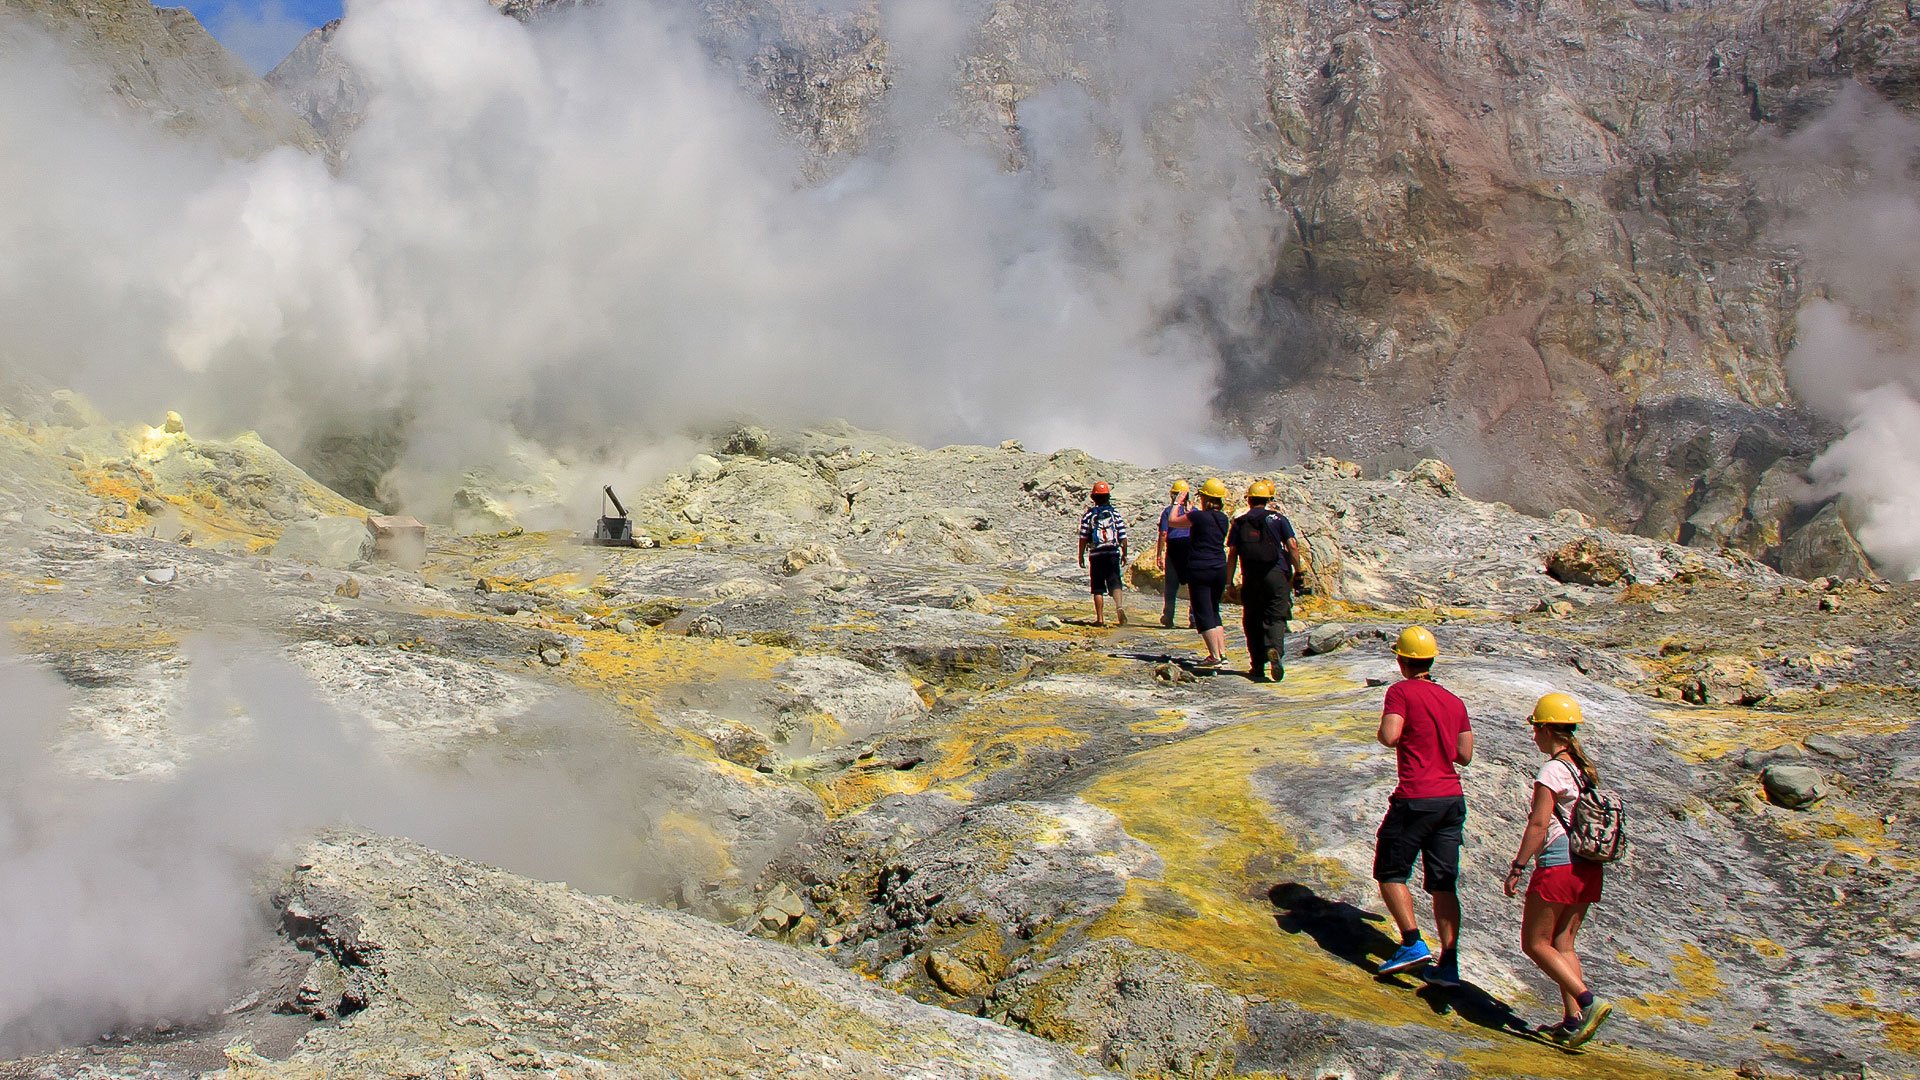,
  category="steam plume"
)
[0,0,1281,507]
[0,639,740,1053]
[1772,86,1920,579]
